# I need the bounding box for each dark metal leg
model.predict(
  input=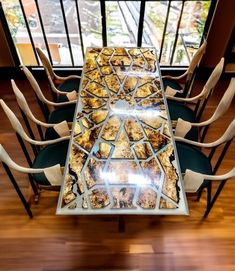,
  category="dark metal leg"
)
[2,163,33,218]
[206,182,212,212]
[196,186,204,202]
[203,180,227,218]
[200,125,209,143]
[118,215,125,232]
[28,174,39,197]
[36,124,44,140]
